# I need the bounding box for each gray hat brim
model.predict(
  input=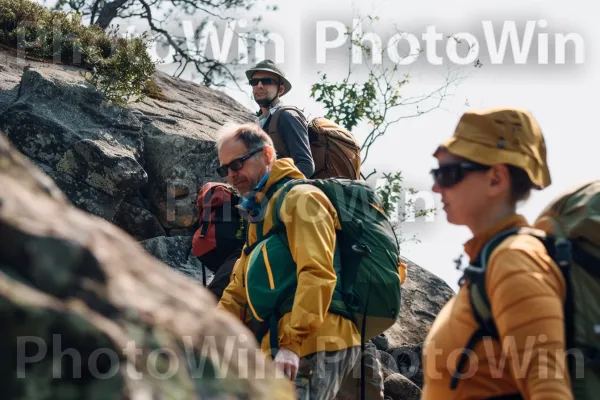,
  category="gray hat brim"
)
[245,68,292,96]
